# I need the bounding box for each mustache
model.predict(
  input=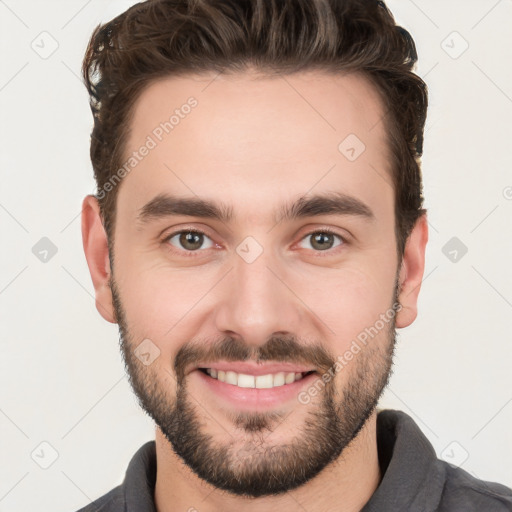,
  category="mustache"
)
[174,334,335,384]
